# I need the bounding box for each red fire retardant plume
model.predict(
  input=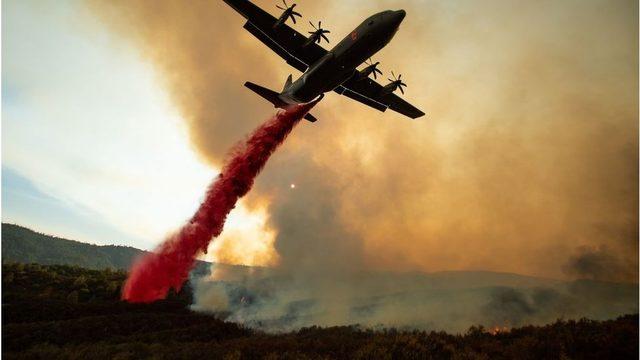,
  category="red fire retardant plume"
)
[122,99,321,303]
